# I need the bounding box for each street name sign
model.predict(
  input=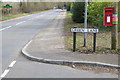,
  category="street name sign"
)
[71,28,99,33]
[71,27,99,52]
